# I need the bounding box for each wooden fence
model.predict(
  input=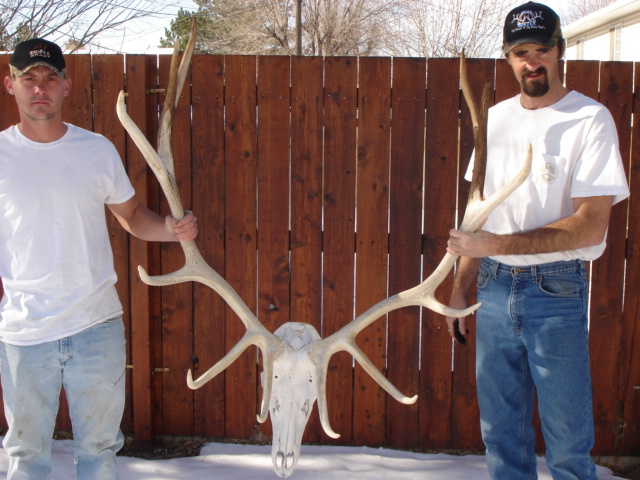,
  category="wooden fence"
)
[0,54,638,457]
